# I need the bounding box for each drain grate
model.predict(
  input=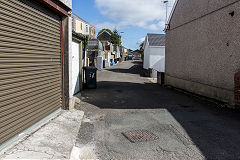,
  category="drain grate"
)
[122,130,159,143]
